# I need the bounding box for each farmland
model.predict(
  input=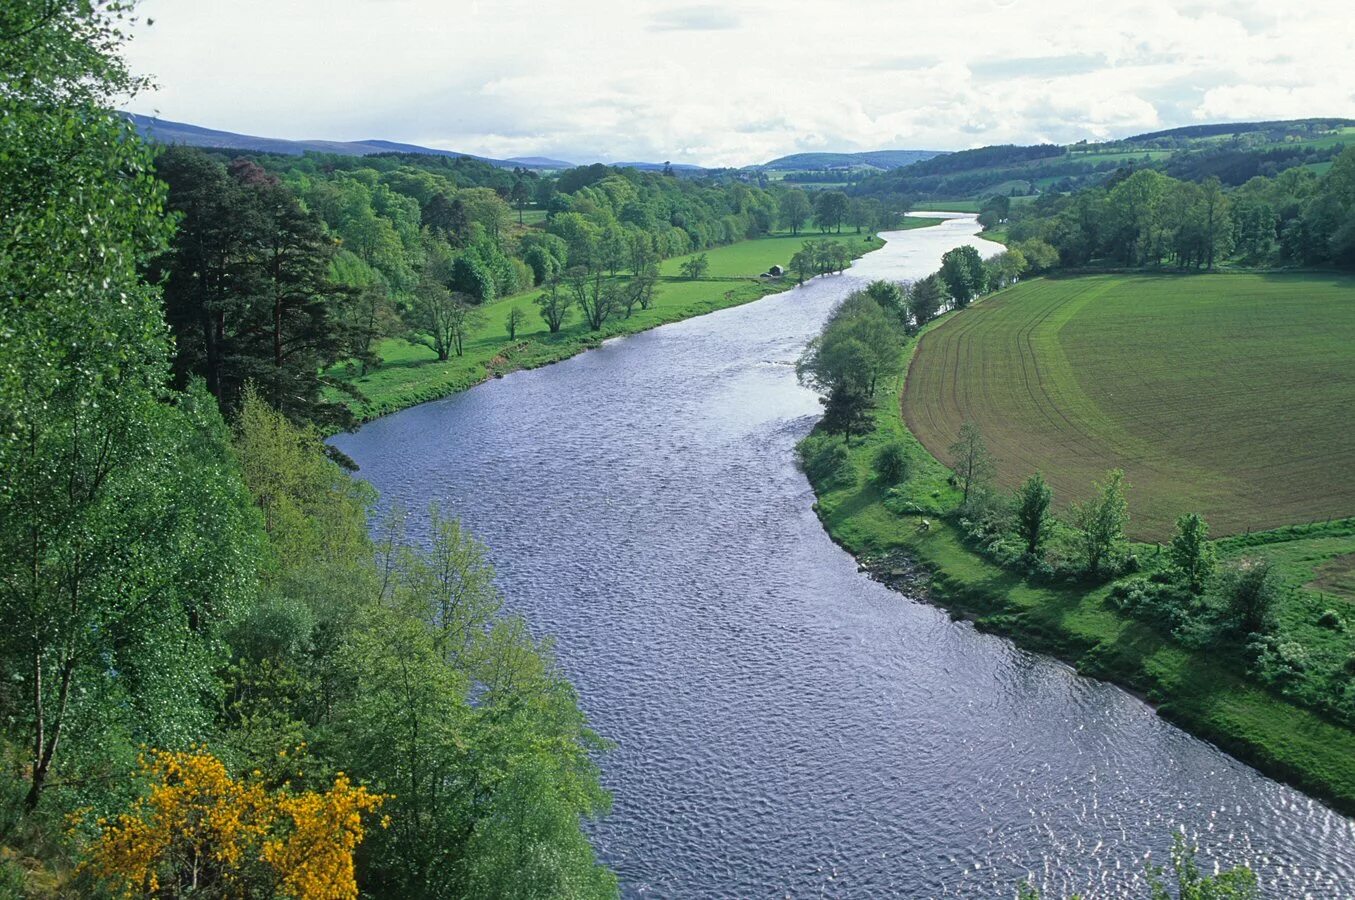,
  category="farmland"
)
[902,273,1355,539]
